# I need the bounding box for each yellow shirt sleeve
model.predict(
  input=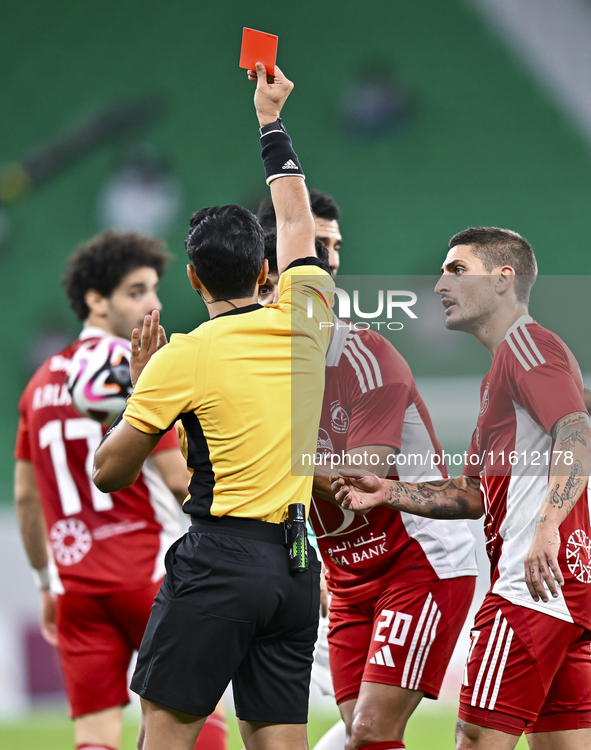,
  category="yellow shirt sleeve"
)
[276,264,335,355]
[123,334,198,434]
